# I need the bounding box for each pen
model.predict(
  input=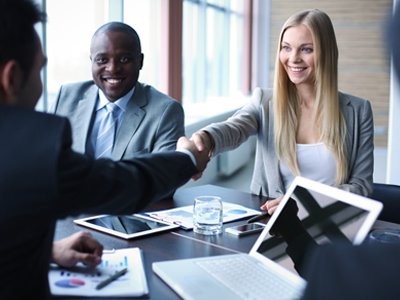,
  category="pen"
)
[247,212,270,223]
[95,268,128,290]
